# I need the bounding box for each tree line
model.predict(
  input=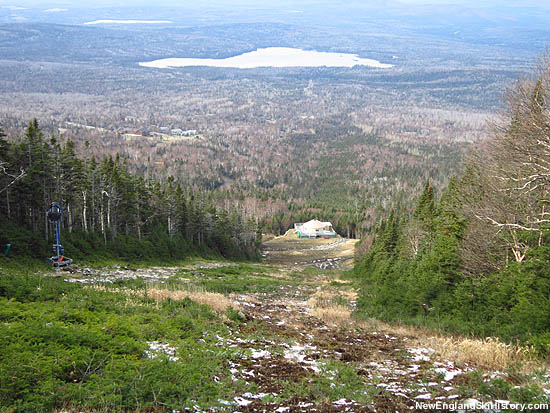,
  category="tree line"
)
[354,55,550,355]
[0,120,261,261]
